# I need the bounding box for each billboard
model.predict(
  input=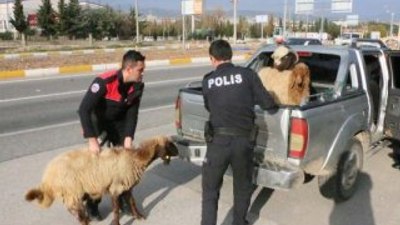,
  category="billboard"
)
[332,0,352,13]
[182,0,203,15]
[346,14,359,26]
[295,0,314,14]
[255,15,268,23]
